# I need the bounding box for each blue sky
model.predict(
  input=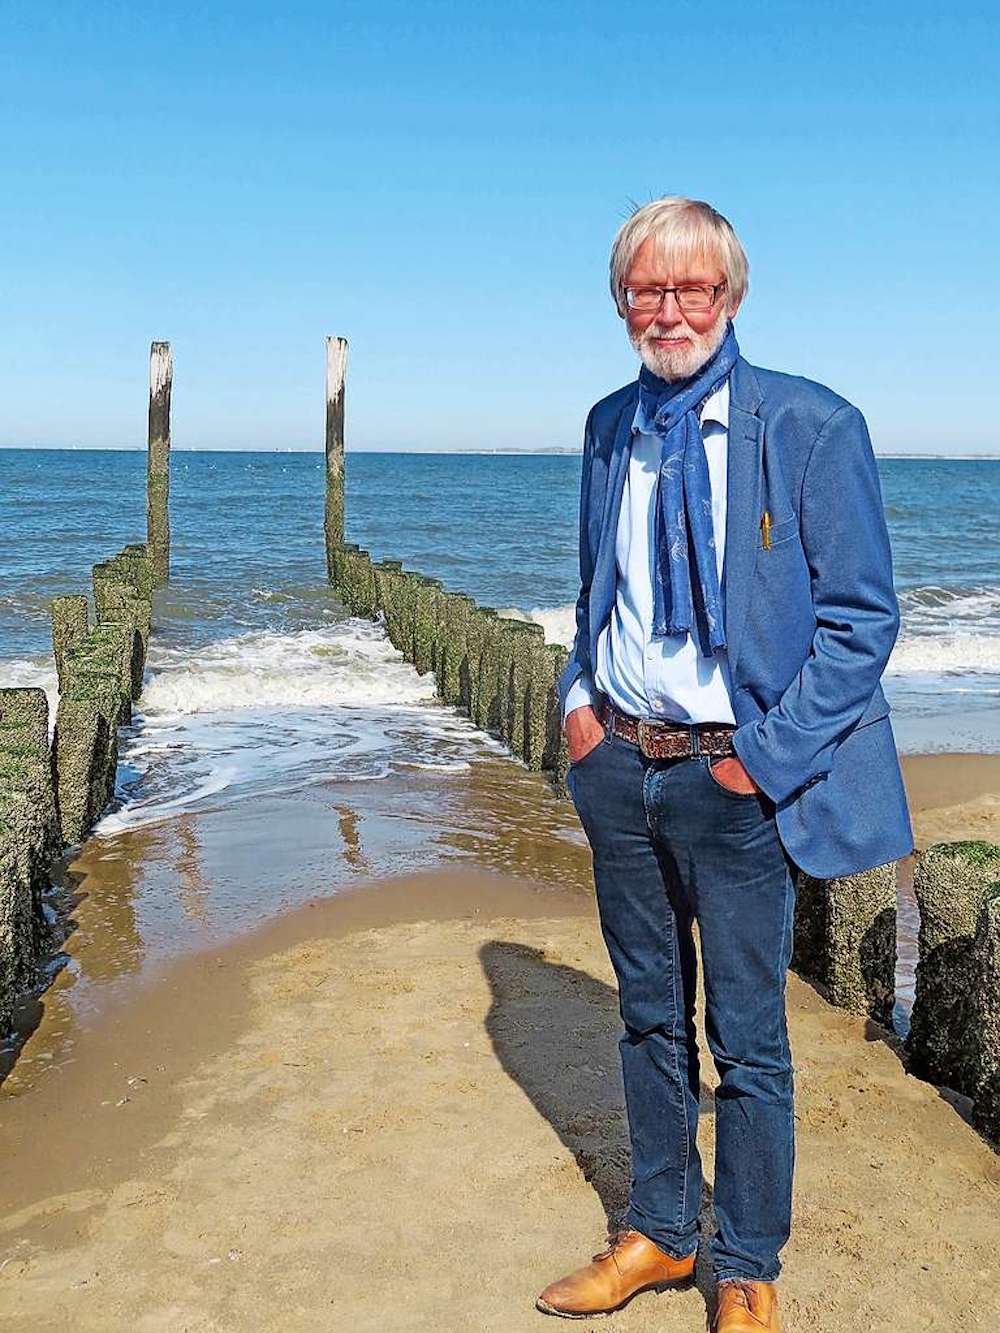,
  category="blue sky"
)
[1,1,996,454]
